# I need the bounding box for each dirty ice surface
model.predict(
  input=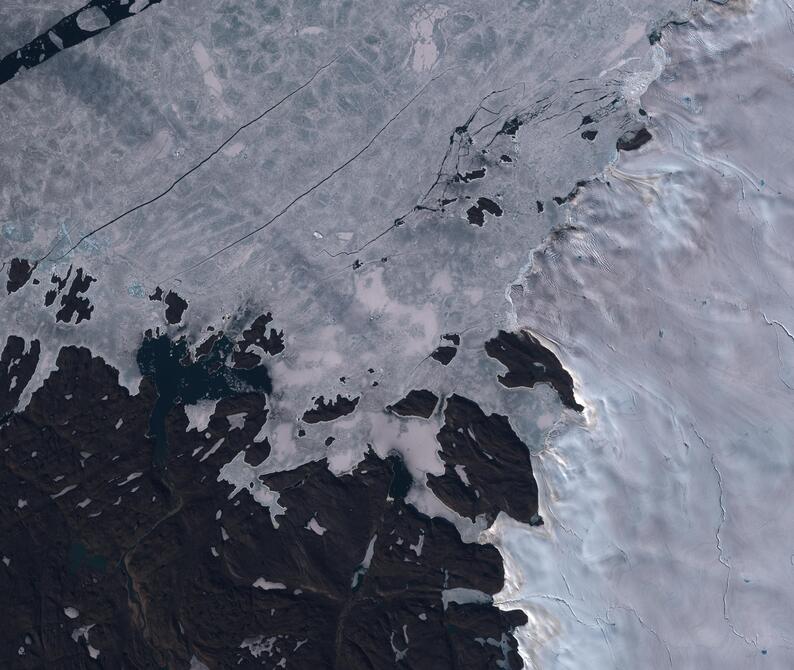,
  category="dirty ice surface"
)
[486,2,794,668]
